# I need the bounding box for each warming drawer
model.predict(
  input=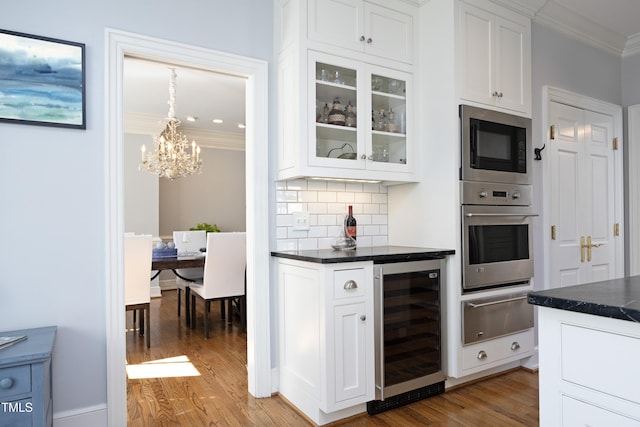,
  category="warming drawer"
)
[462,292,533,345]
